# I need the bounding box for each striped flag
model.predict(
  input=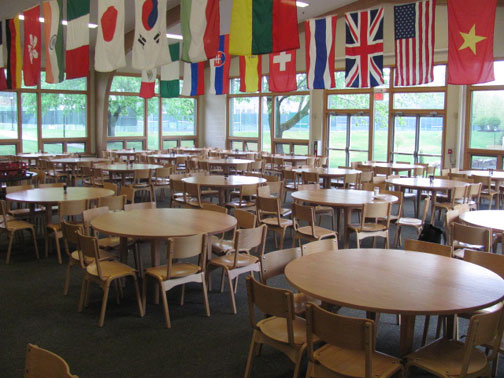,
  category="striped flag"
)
[345,8,384,88]
[209,35,230,95]
[95,0,126,72]
[42,0,65,83]
[229,0,299,56]
[66,0,90,79]
[239,55,262,93]
[23,6,42,87]
[181,0,220,63]
[6,18,21,89]
[305,16,337,90]
[181,62,204,96]
[160,43,181,98]
[140,68,157,98]
[394,0,435,86]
